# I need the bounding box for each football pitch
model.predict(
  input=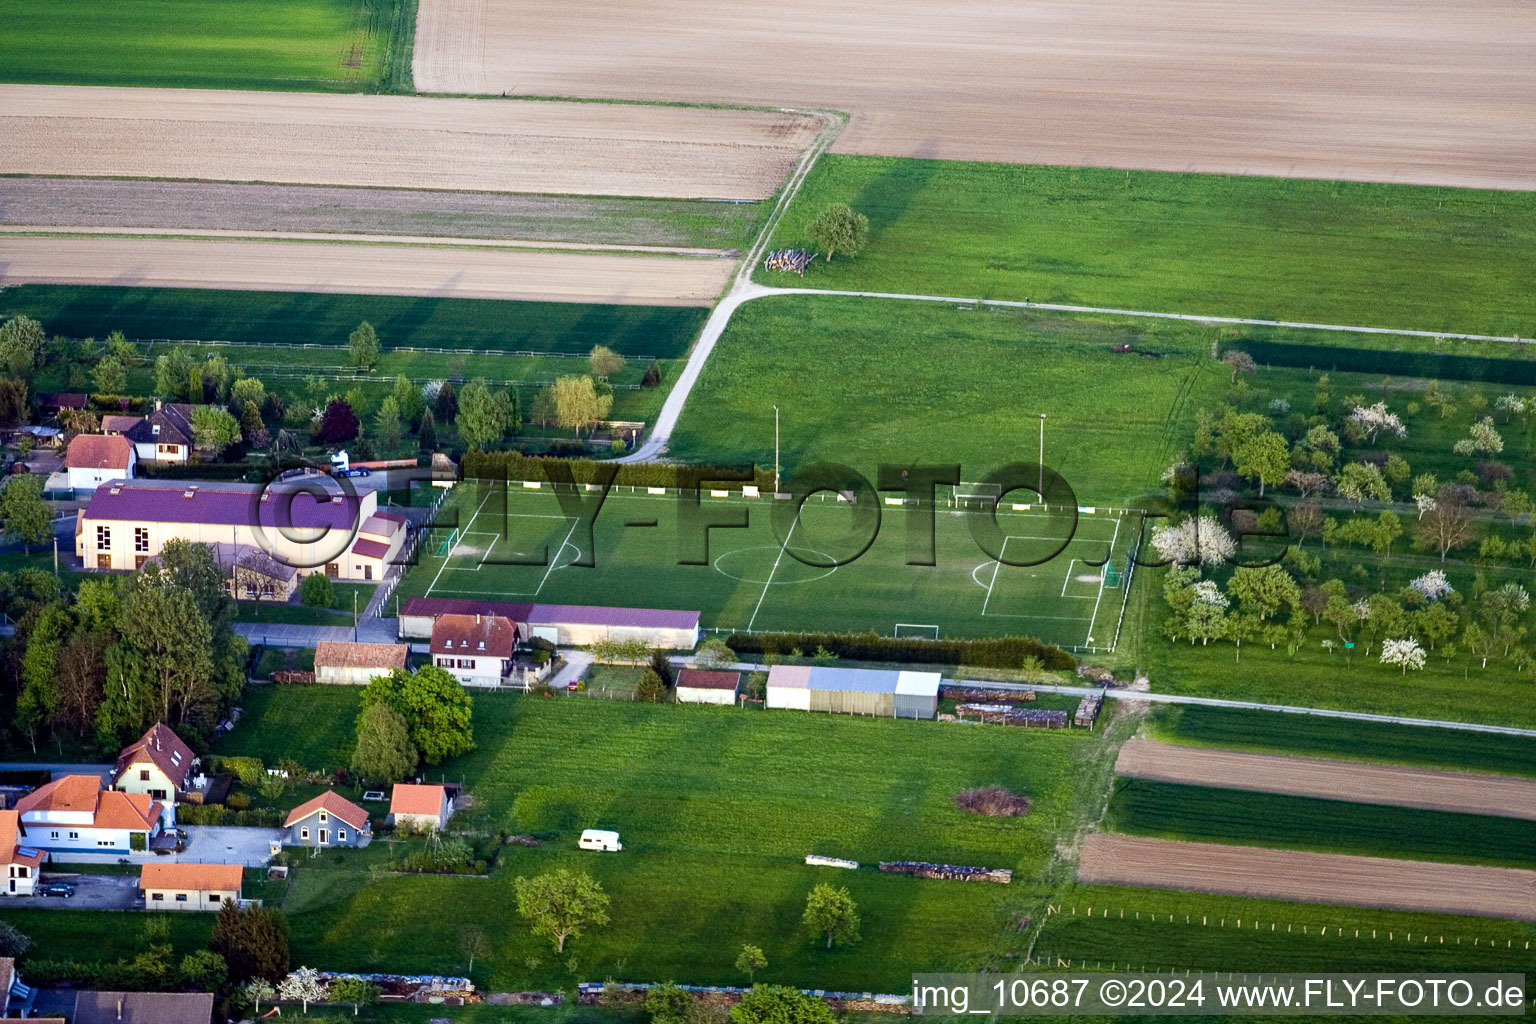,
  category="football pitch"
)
[397,483,1140,649]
